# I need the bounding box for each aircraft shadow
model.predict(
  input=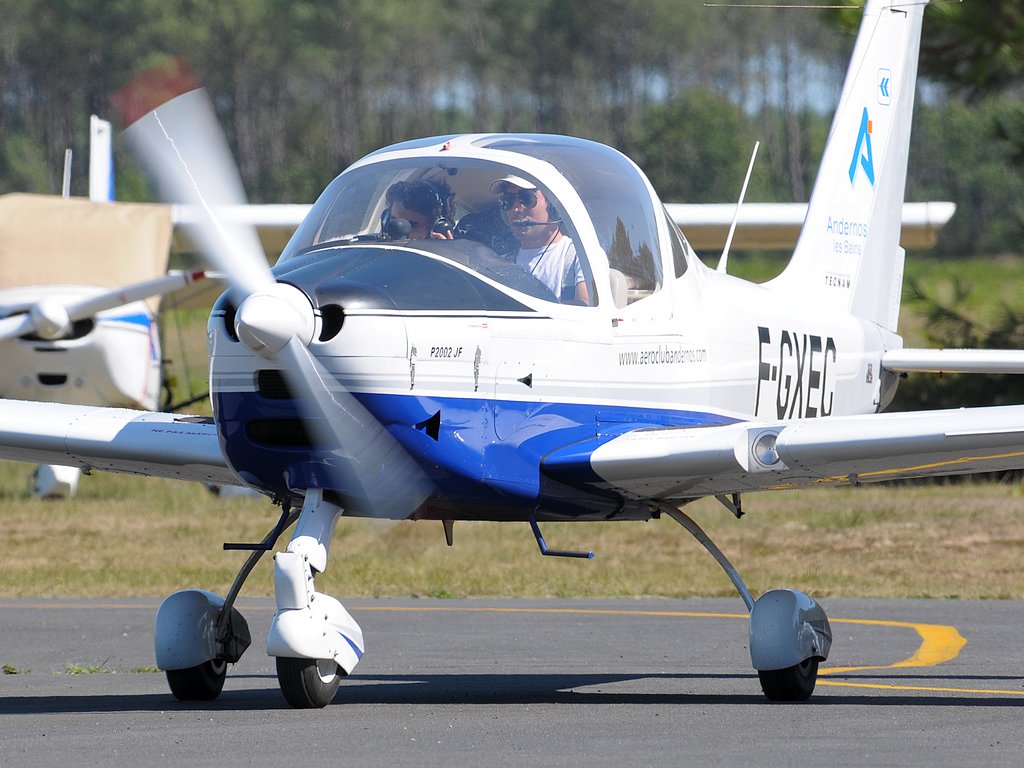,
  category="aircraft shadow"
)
[333,672,1024,708]
[3,671,1024,713]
